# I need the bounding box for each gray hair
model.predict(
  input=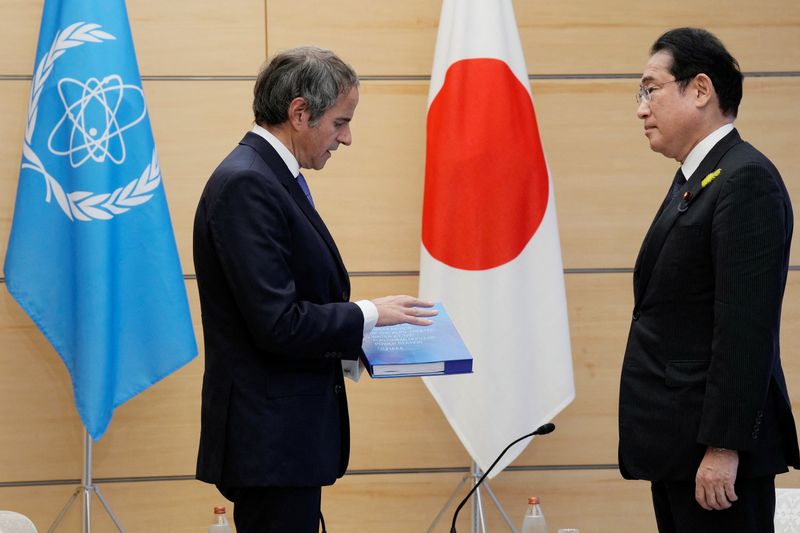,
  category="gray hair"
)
[253,46,359,127]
